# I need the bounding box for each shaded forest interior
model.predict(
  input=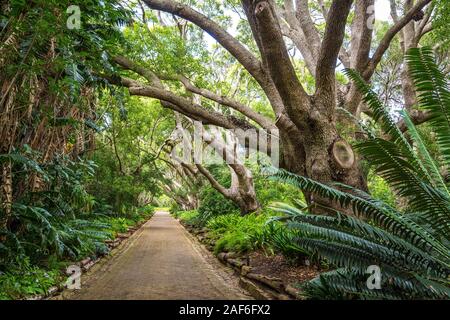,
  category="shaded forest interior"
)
[0,0,449,300]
